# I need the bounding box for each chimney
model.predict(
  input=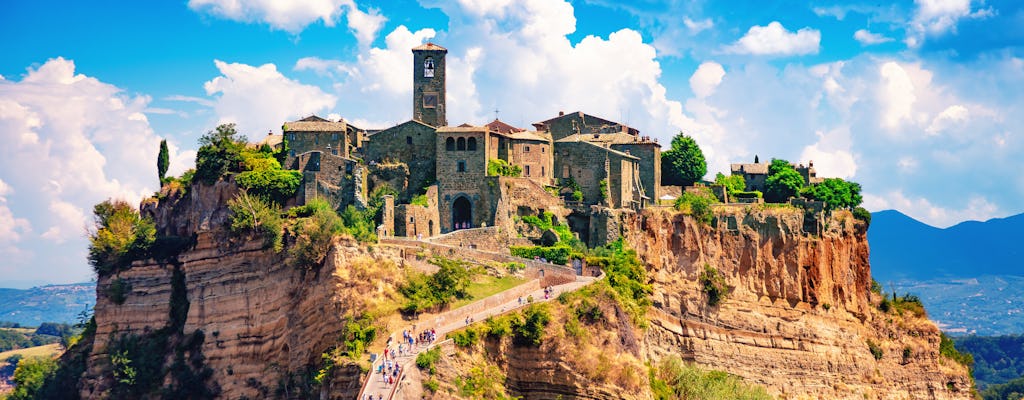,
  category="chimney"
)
[558,111,564,116]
